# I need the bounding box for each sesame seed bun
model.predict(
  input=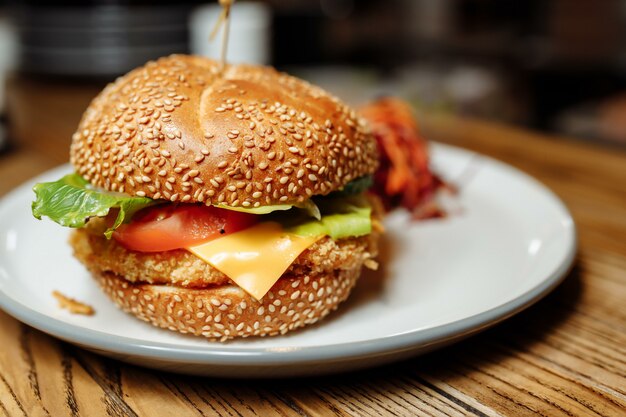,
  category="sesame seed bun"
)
[92,264,362,342]
[70,54,379,207]
[69,196,383,341]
